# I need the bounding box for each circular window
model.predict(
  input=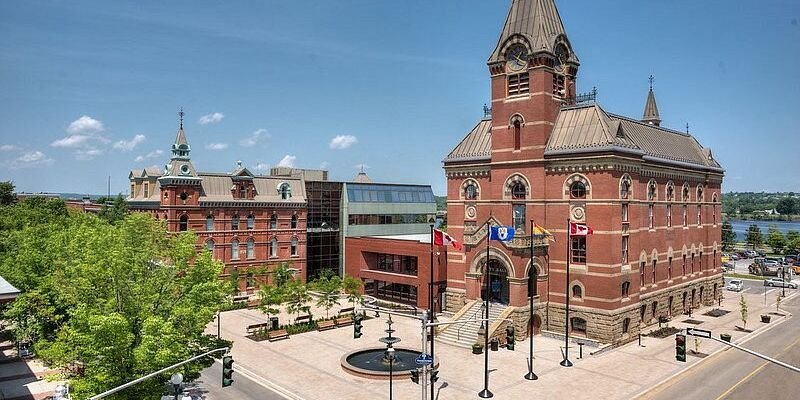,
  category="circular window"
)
[180,192,188,201]
[570,182,587,199]
[180,165,190,174]
[511,182,526,200]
